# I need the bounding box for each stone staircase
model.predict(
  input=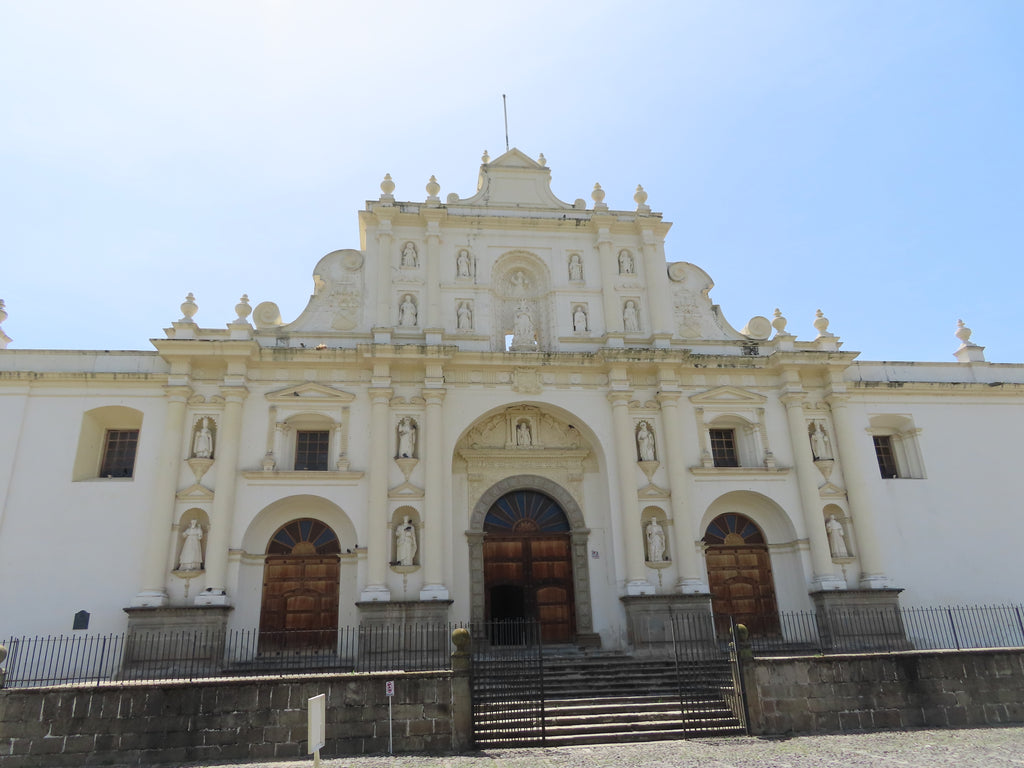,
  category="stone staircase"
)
[472,650,746,747]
